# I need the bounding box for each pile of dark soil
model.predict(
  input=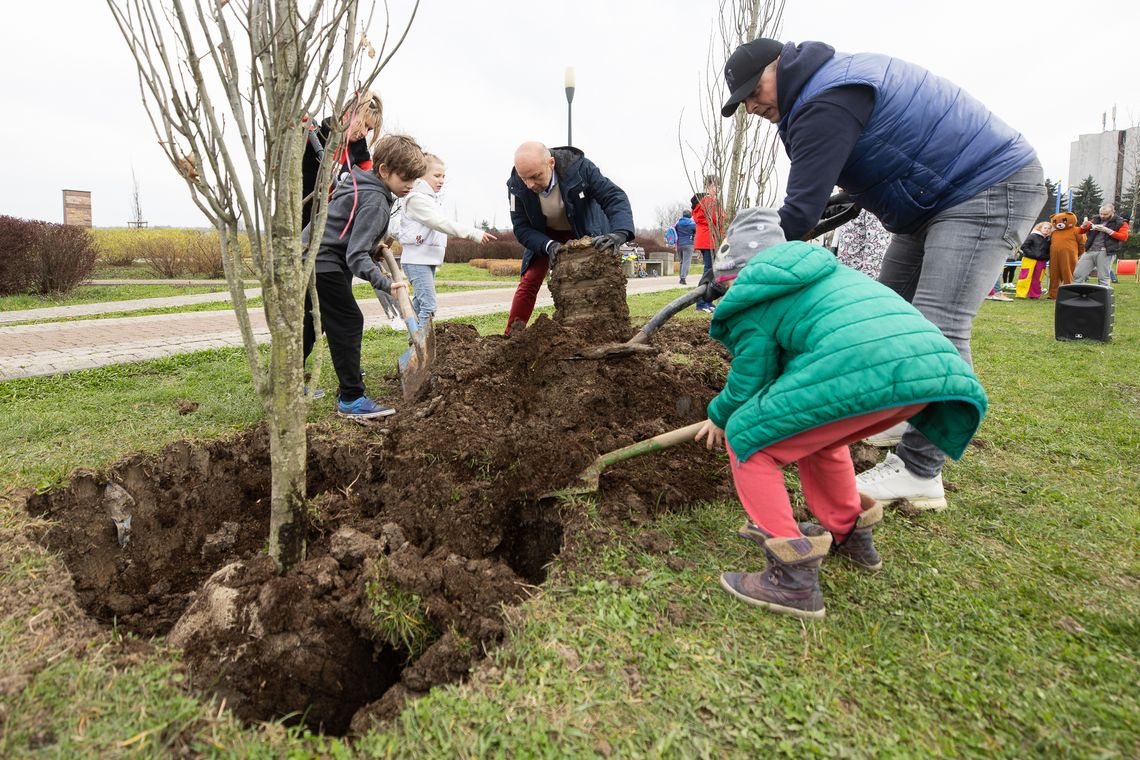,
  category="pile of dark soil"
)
[26,293,738,734]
